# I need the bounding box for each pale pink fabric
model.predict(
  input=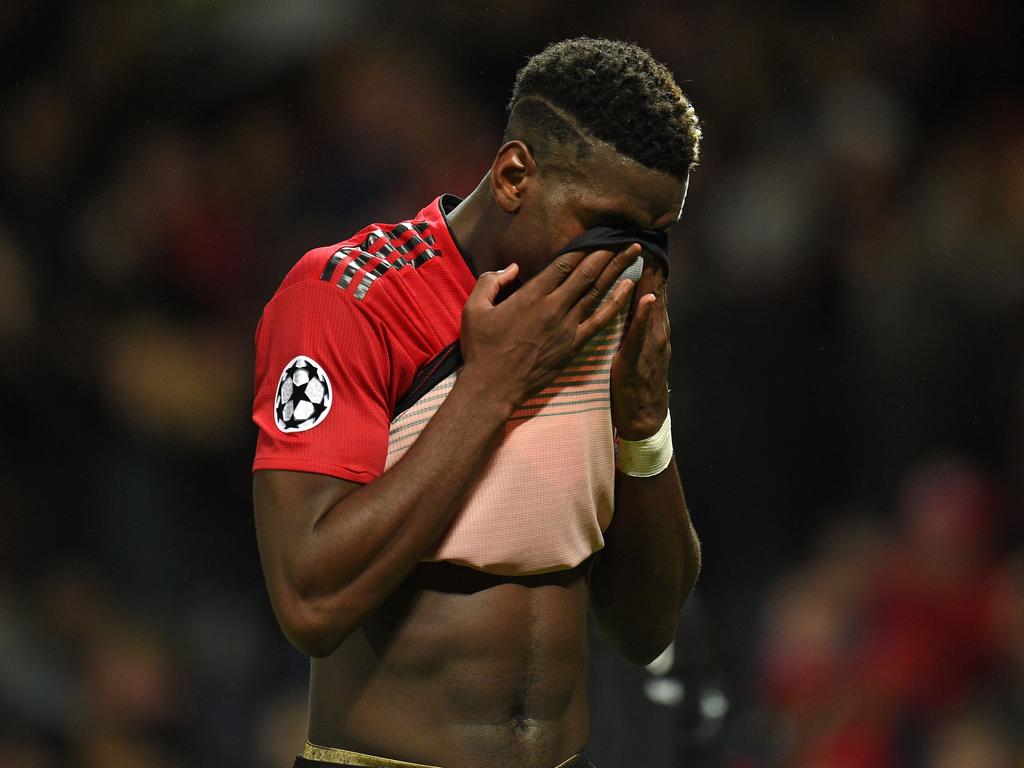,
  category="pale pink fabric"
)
[384,260,640,575]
